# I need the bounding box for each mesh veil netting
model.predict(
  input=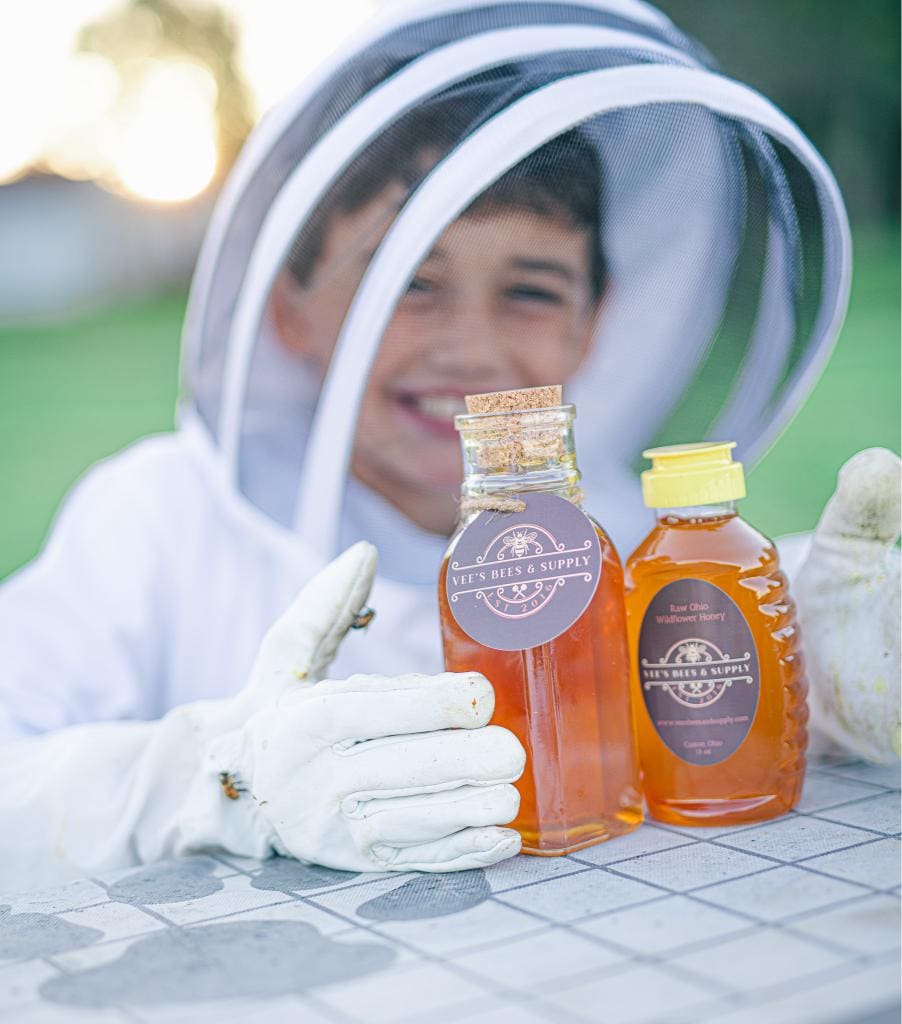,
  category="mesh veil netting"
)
[179,0,849,580]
